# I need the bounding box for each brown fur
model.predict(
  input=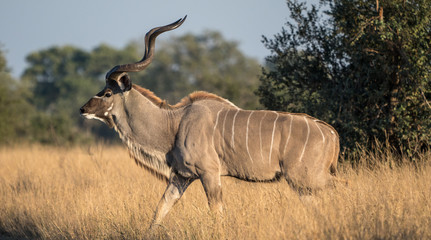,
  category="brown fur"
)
[132,84,233,110]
